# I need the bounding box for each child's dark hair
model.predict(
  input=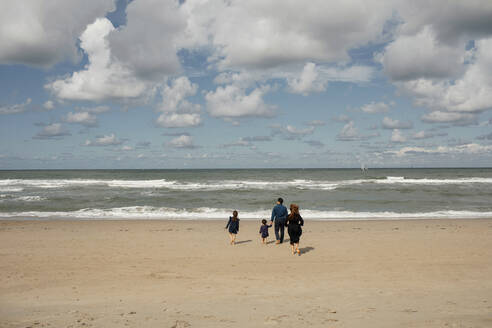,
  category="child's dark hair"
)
[278,197,283,204]
[232,210,238,221]
[262,219,267,224]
